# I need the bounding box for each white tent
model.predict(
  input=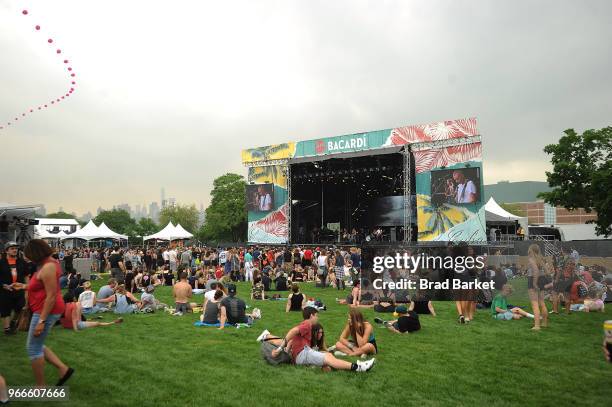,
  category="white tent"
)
[485,197,523,222]
[61,220,102,241]
[98,222,128,240]
[144,222,177,241]
[173,224,193,239]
